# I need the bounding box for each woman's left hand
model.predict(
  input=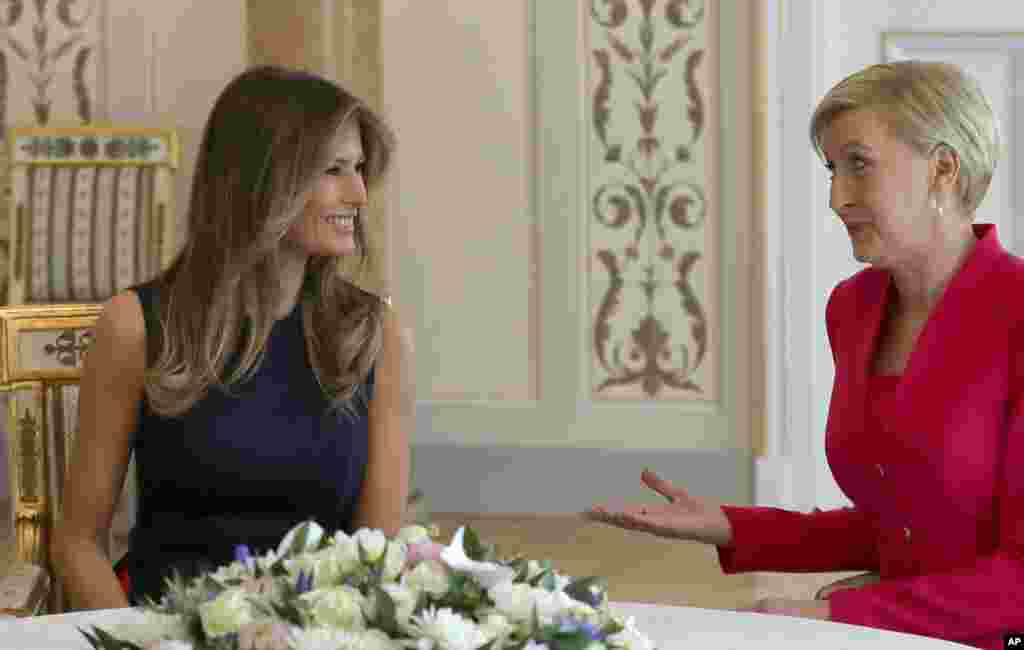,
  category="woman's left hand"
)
[740,597,831,620]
